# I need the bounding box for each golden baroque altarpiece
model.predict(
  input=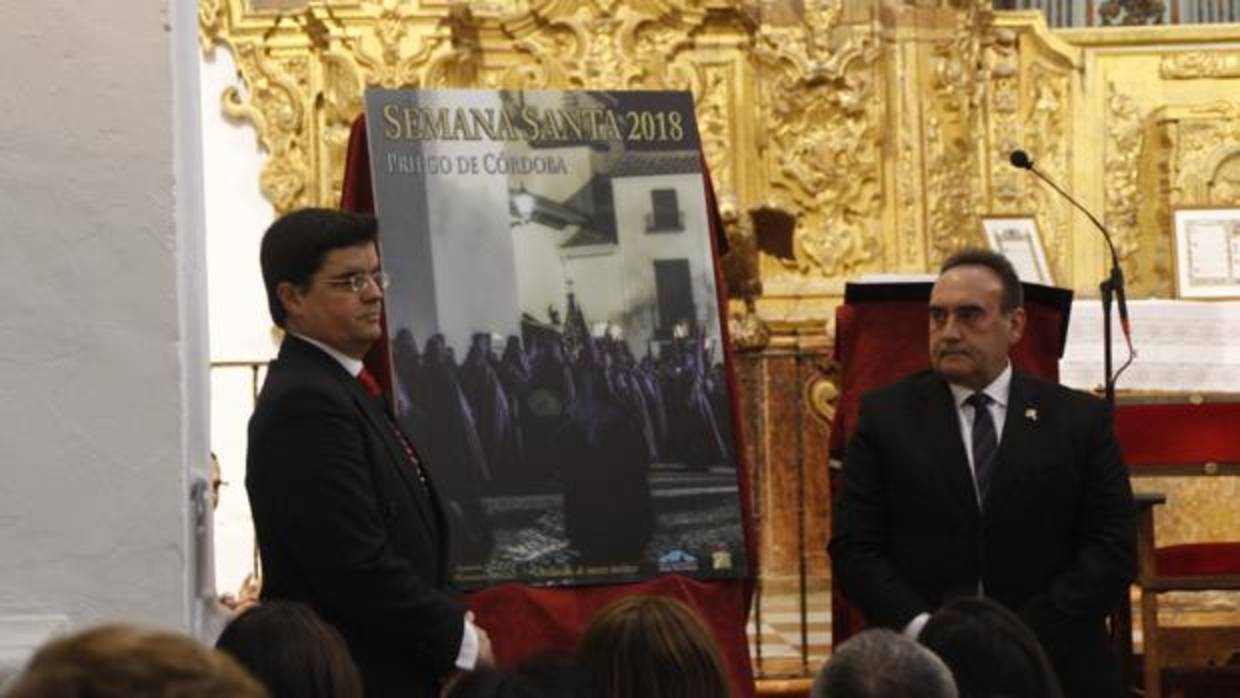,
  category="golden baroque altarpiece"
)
[202,0,1240,616]
[202,0,1240,329]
